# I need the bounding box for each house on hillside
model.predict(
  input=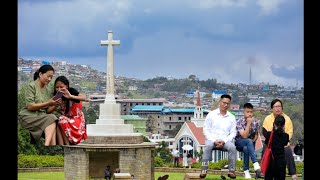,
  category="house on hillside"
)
[212,90,228,102]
